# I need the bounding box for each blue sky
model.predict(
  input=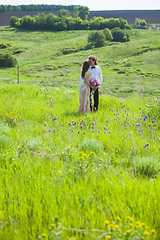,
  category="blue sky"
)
[1,0,160,11]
